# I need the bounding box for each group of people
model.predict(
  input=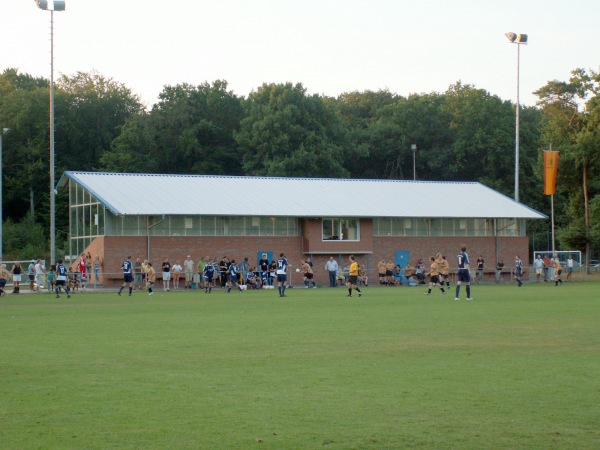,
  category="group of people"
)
[422,246,474,300]
[117,253,298,298]
[533,254,571,285]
